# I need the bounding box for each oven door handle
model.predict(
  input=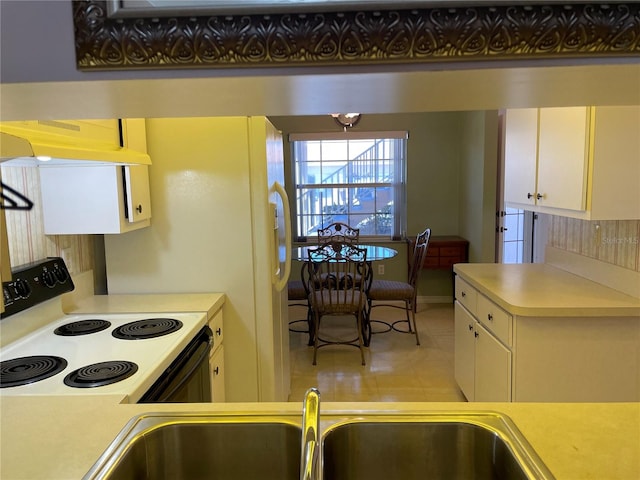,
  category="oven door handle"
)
[155,336,212,402]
